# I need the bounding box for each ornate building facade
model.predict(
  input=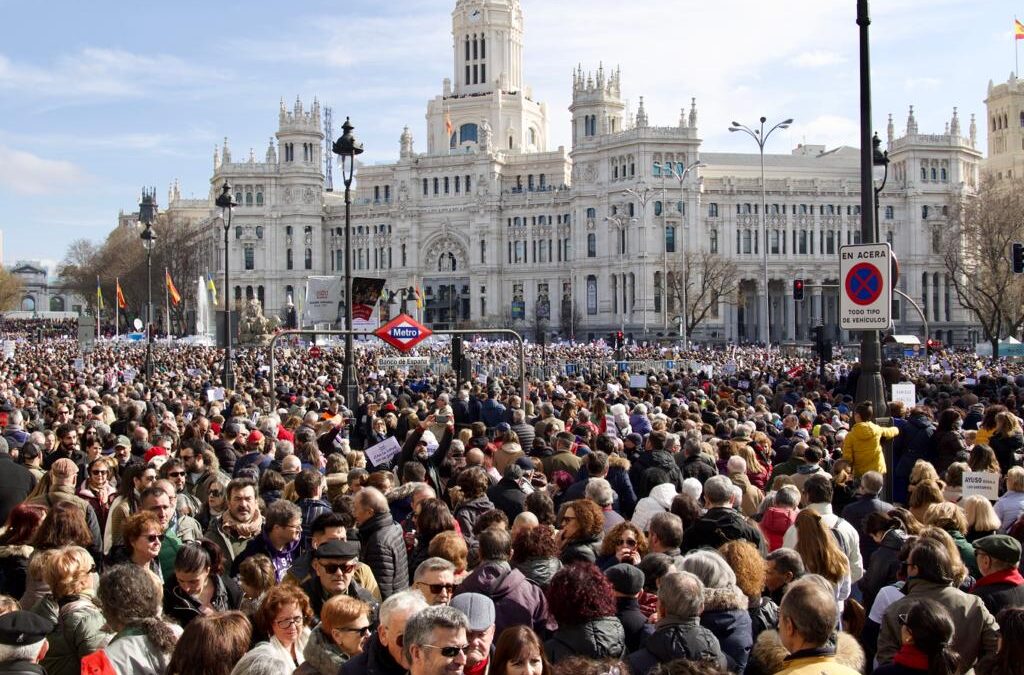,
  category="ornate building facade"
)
[180,0,985,345]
